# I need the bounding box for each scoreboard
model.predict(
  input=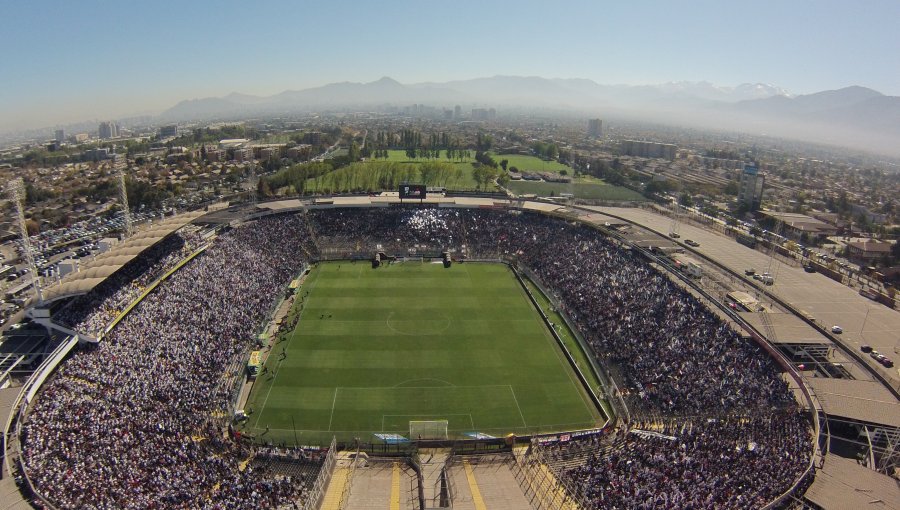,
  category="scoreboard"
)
[399,184,426,200]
